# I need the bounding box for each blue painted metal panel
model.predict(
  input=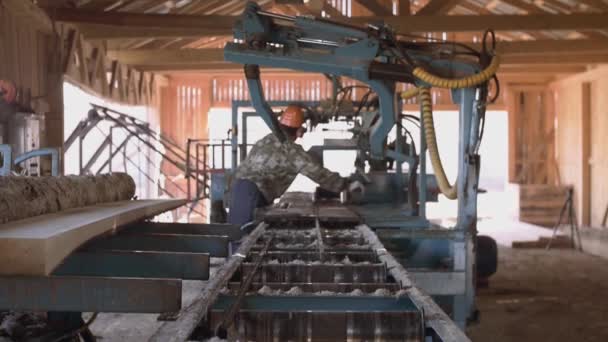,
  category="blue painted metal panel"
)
[84,233,230,257]
[211,295,419,312]
[210,172,227,202]
[53,250,210,280]
[125,222,243,241]
[0,276,181,313]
